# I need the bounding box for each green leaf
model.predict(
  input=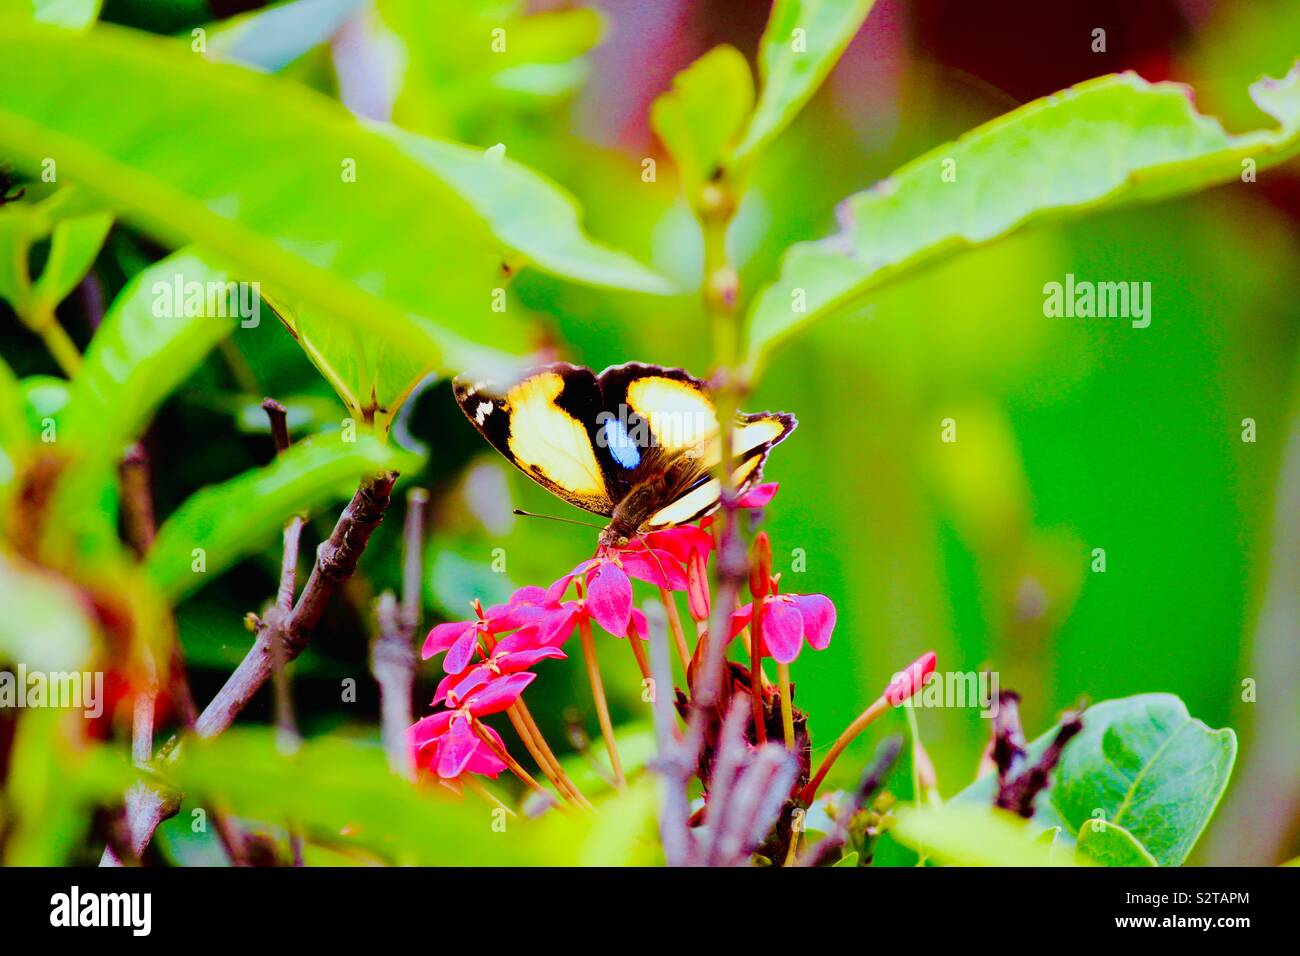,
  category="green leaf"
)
[147,432,413,602]
[833,850,860,867]
[0,22,523,378]
[62,249,235,463]
[1044,694,1236,866]
[732,0,875,164]
[1077,818,1158,867]
[892,803,1085,867]
[382,131,678,295]
[171,728,555,865]
[650,45,754,198]
[30,212,111,310]
[746,64,1300,373]
[955,694,1237,867]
